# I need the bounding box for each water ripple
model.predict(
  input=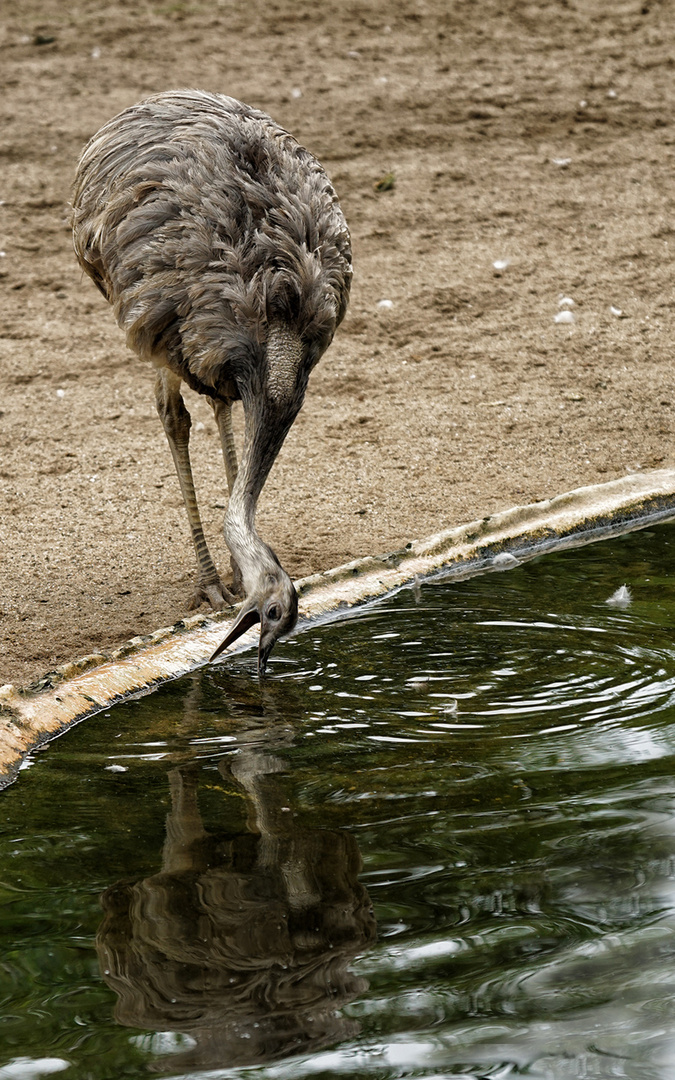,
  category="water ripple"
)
[5,525,675,1077]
